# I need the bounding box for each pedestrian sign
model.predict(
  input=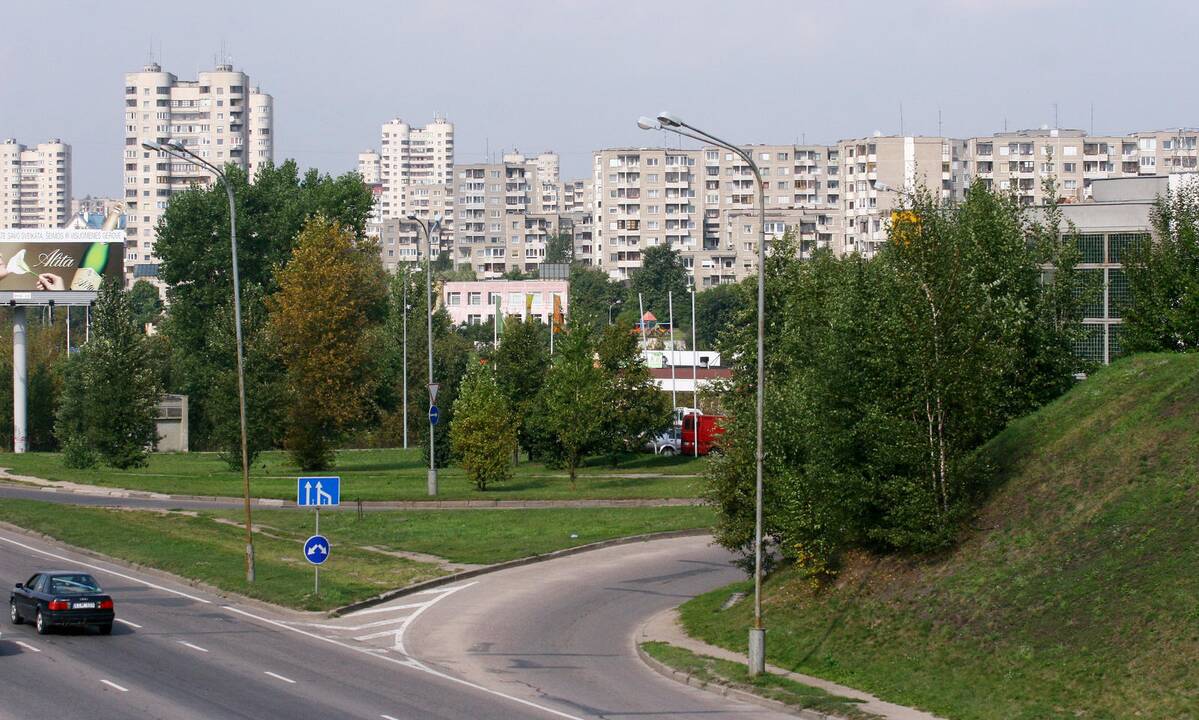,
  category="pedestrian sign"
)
[297,477,340,507]
[429,405,440,425]
[303,535,330,565]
